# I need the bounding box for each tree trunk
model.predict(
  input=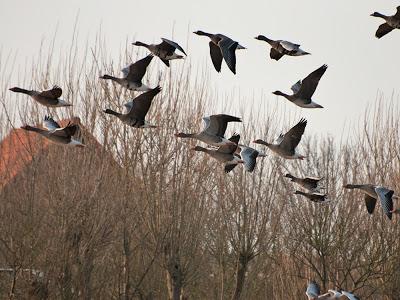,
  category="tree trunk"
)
[231,254,251,300]
[166,263,183,300]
